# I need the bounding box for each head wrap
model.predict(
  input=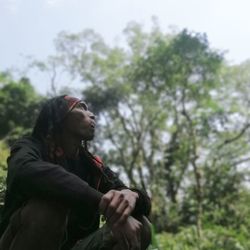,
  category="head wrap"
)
[32,95,81,139]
